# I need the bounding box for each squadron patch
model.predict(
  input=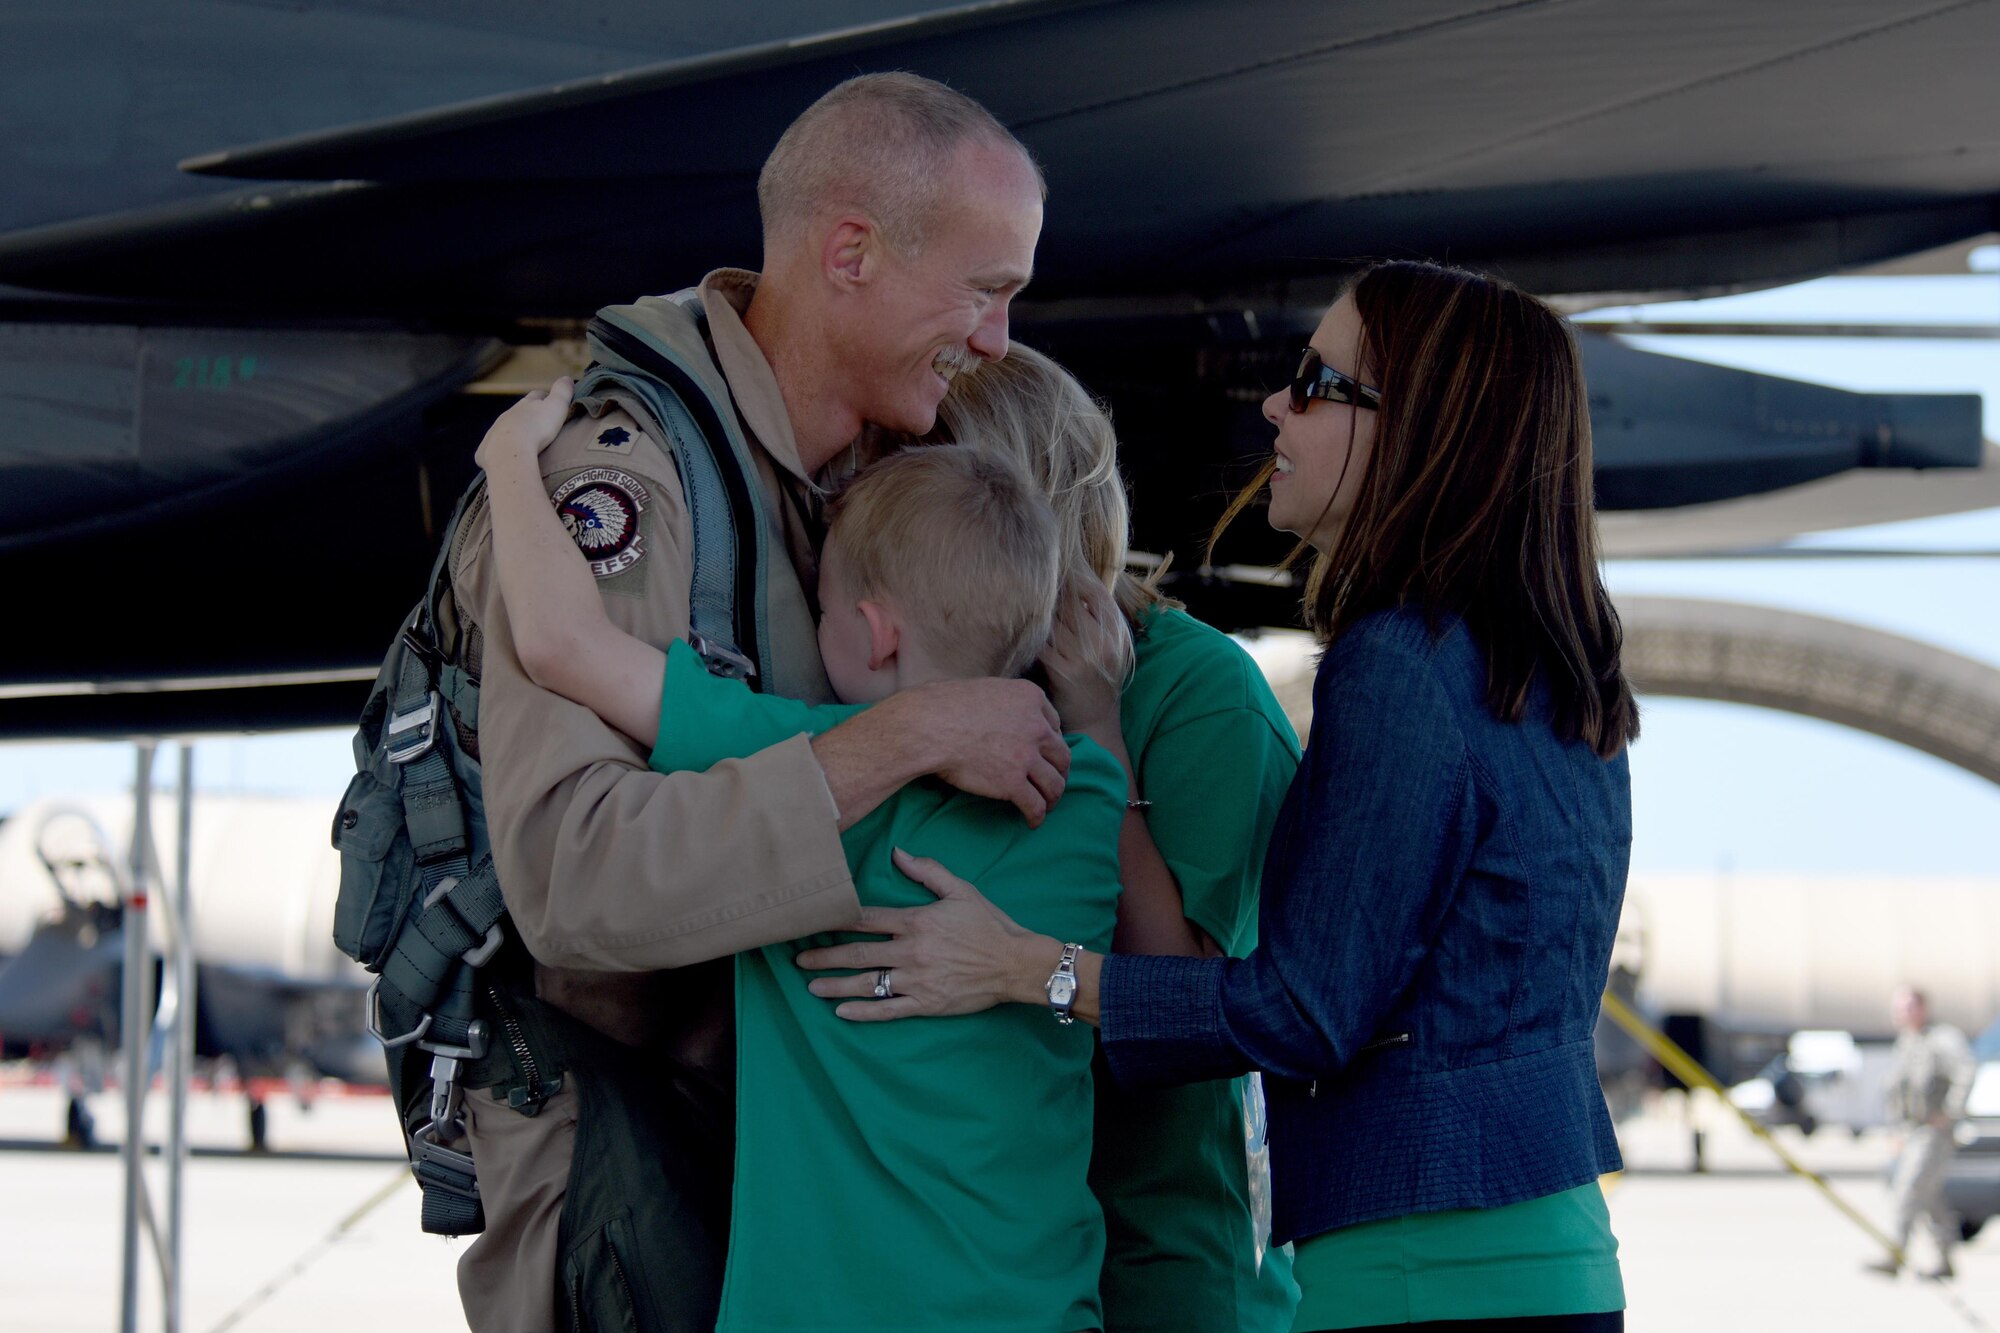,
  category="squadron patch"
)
[550,467,649,577]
